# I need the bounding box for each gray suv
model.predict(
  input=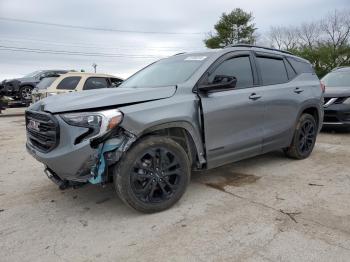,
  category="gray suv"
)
[26,45,324,213]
